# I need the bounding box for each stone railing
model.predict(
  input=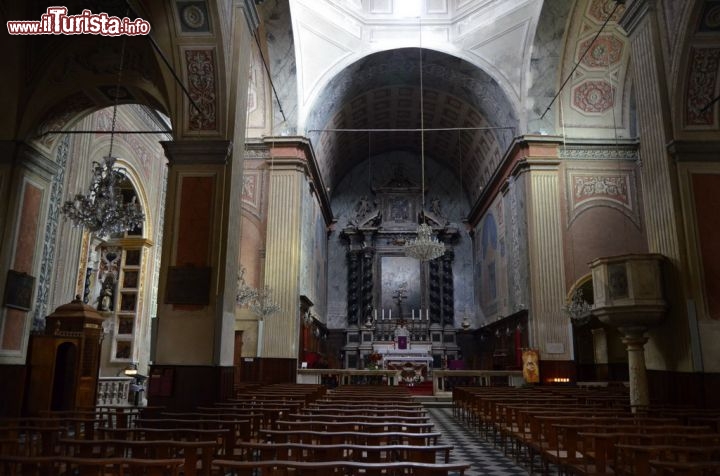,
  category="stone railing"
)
[97,376,133,406]
[297,368,524,394]
[432,370,524,396]
[297,369,402,386]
